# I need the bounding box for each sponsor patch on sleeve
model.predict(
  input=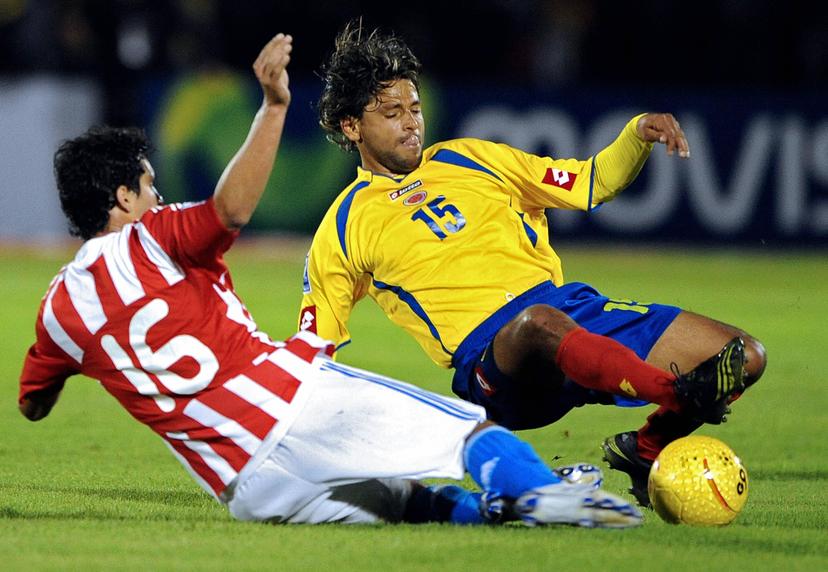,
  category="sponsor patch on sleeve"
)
[542,167,577,191]
[299,305,317,333]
